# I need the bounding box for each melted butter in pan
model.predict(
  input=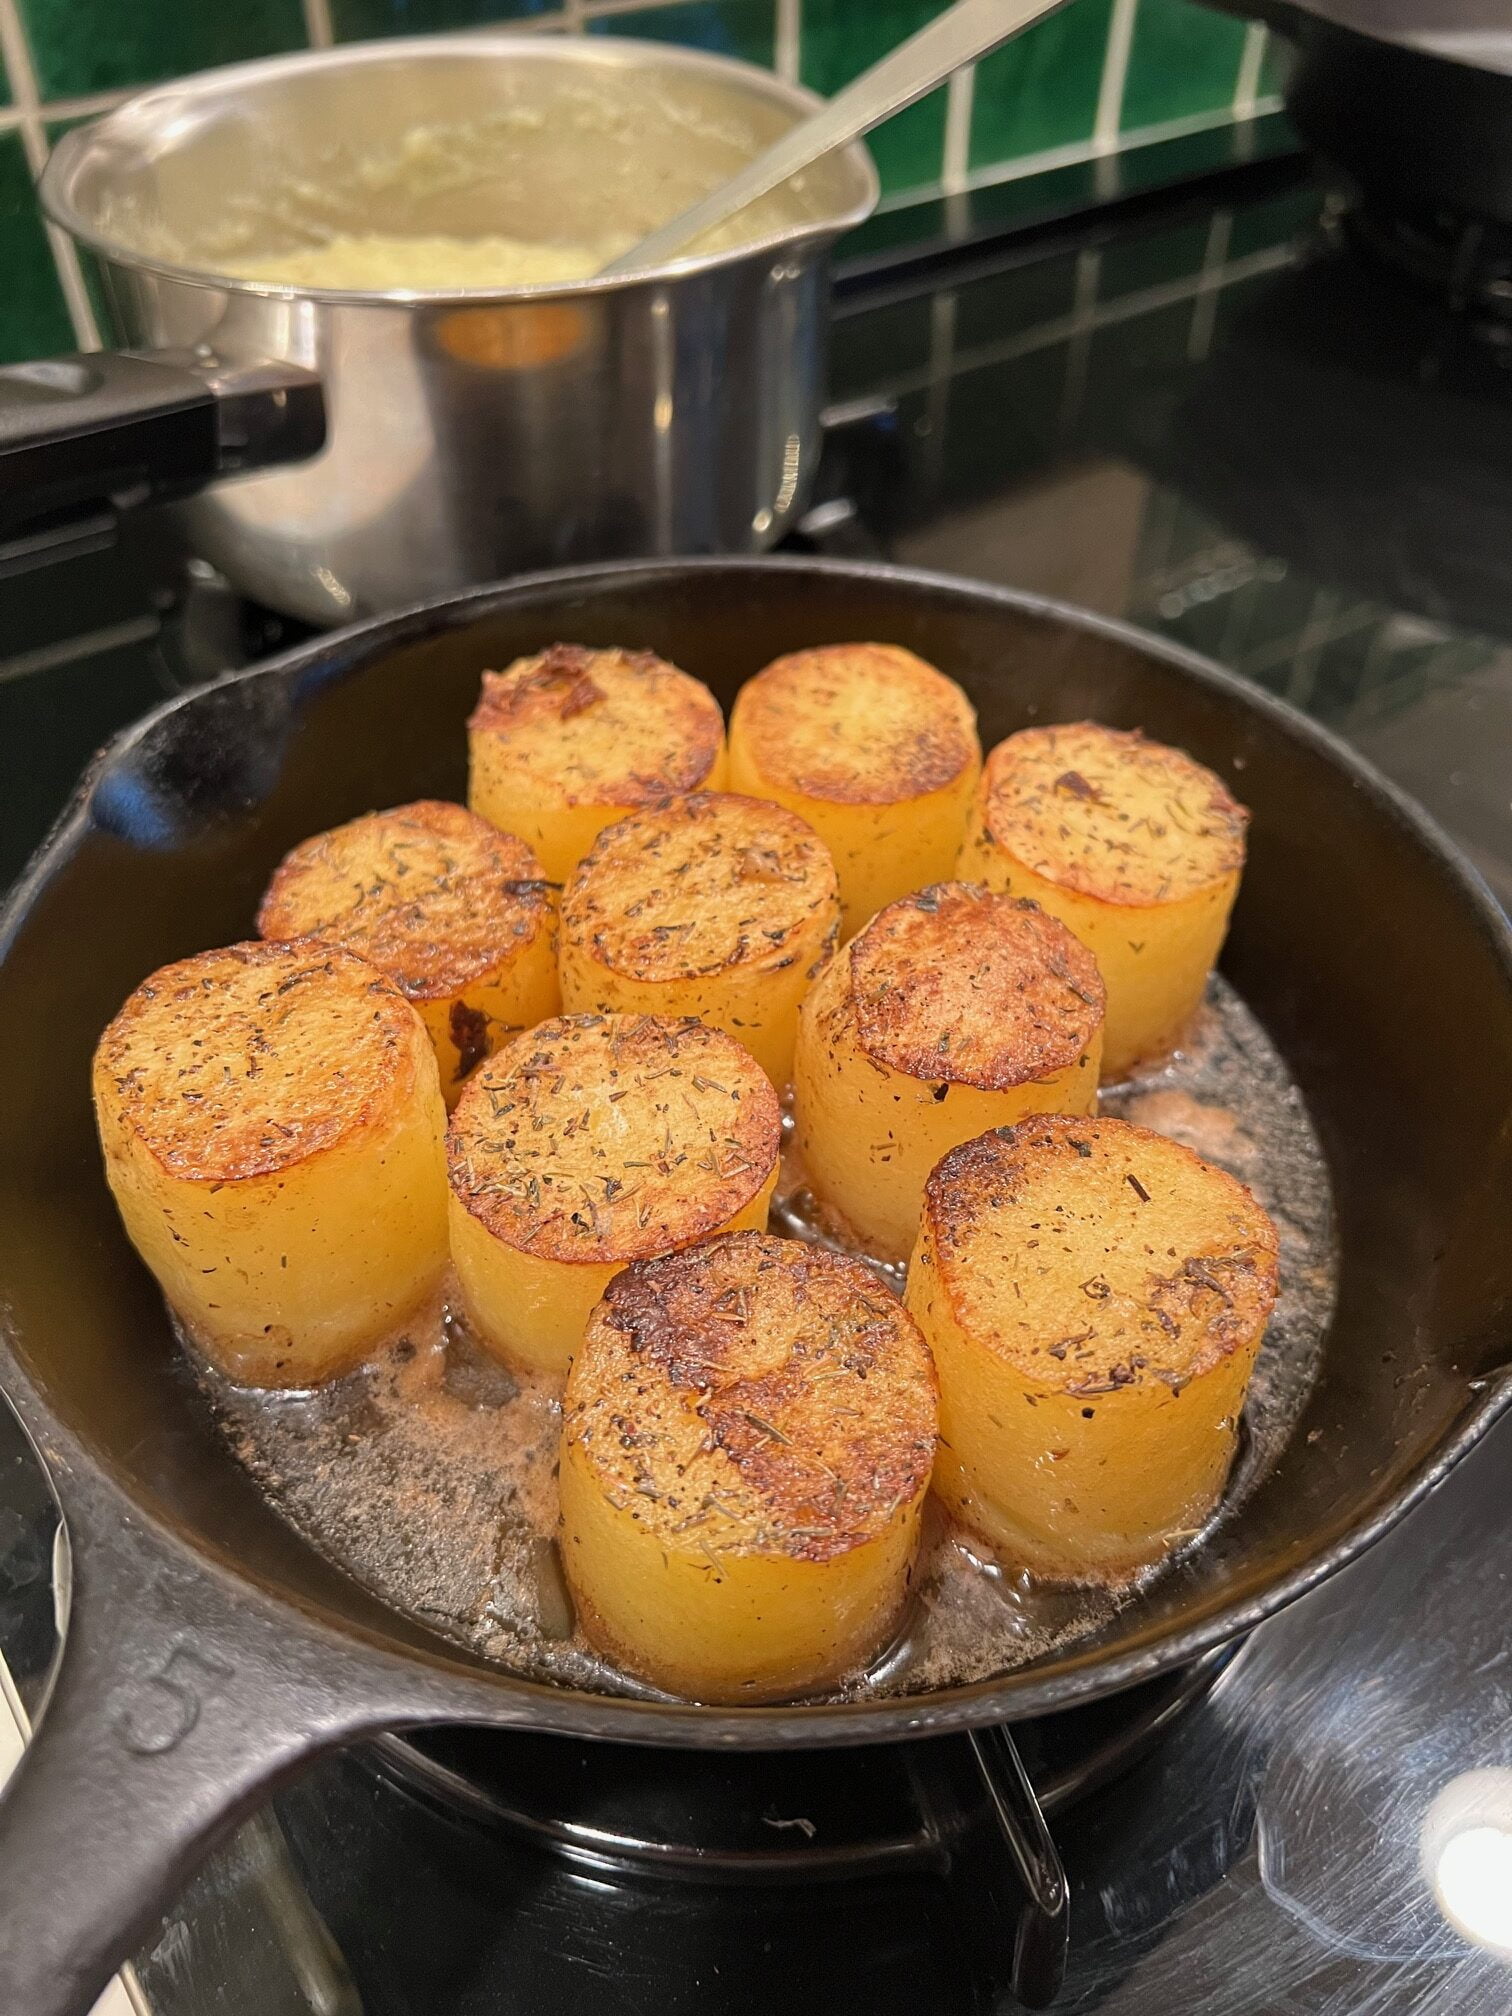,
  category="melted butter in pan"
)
[197,973,1337,1703]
